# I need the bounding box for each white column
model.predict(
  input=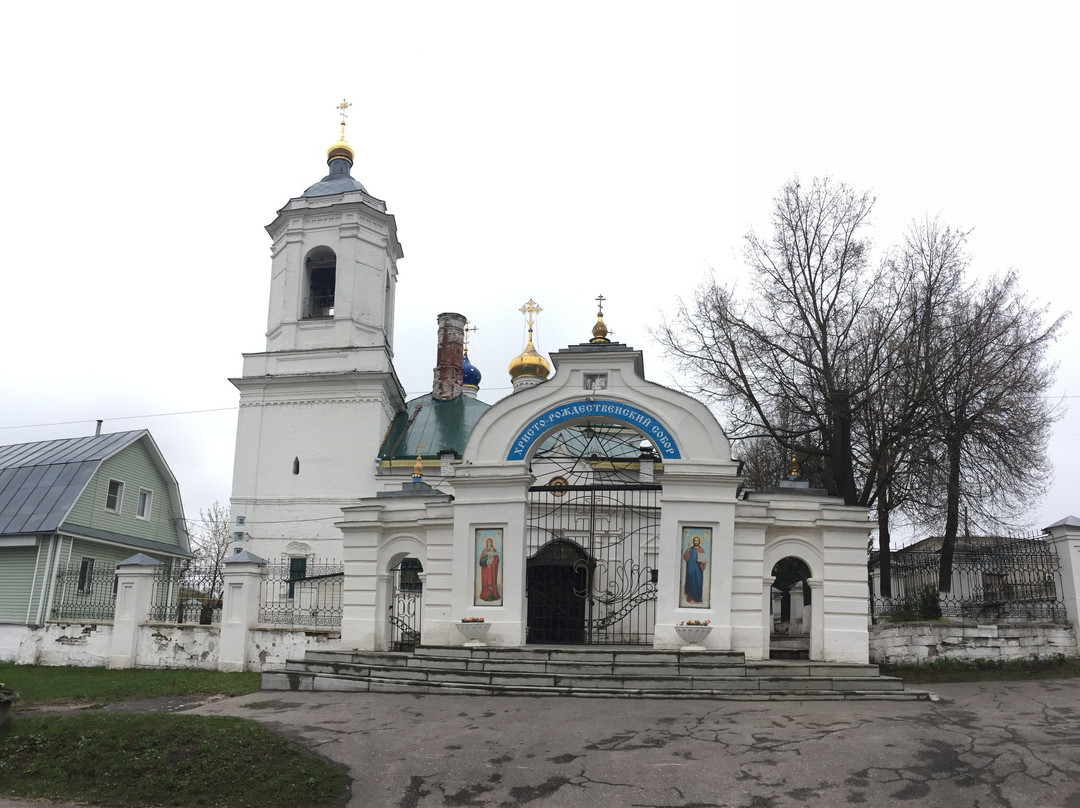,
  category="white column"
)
[1045,518,1080,627]
[218,551,265,672]
[759,576,774,661]
[108,554,161,669]
[807,578,824,661]
[375,573,393,651]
